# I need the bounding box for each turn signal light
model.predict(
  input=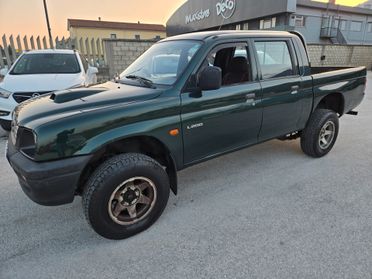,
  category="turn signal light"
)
[169,129,179,136]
